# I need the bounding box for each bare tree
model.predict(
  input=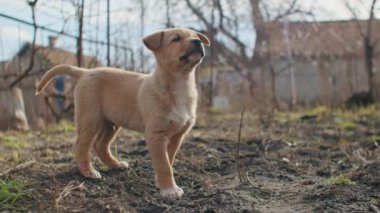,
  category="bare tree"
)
[185,0,311,109]
[8,0,38,89]
[346,0,379,100]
